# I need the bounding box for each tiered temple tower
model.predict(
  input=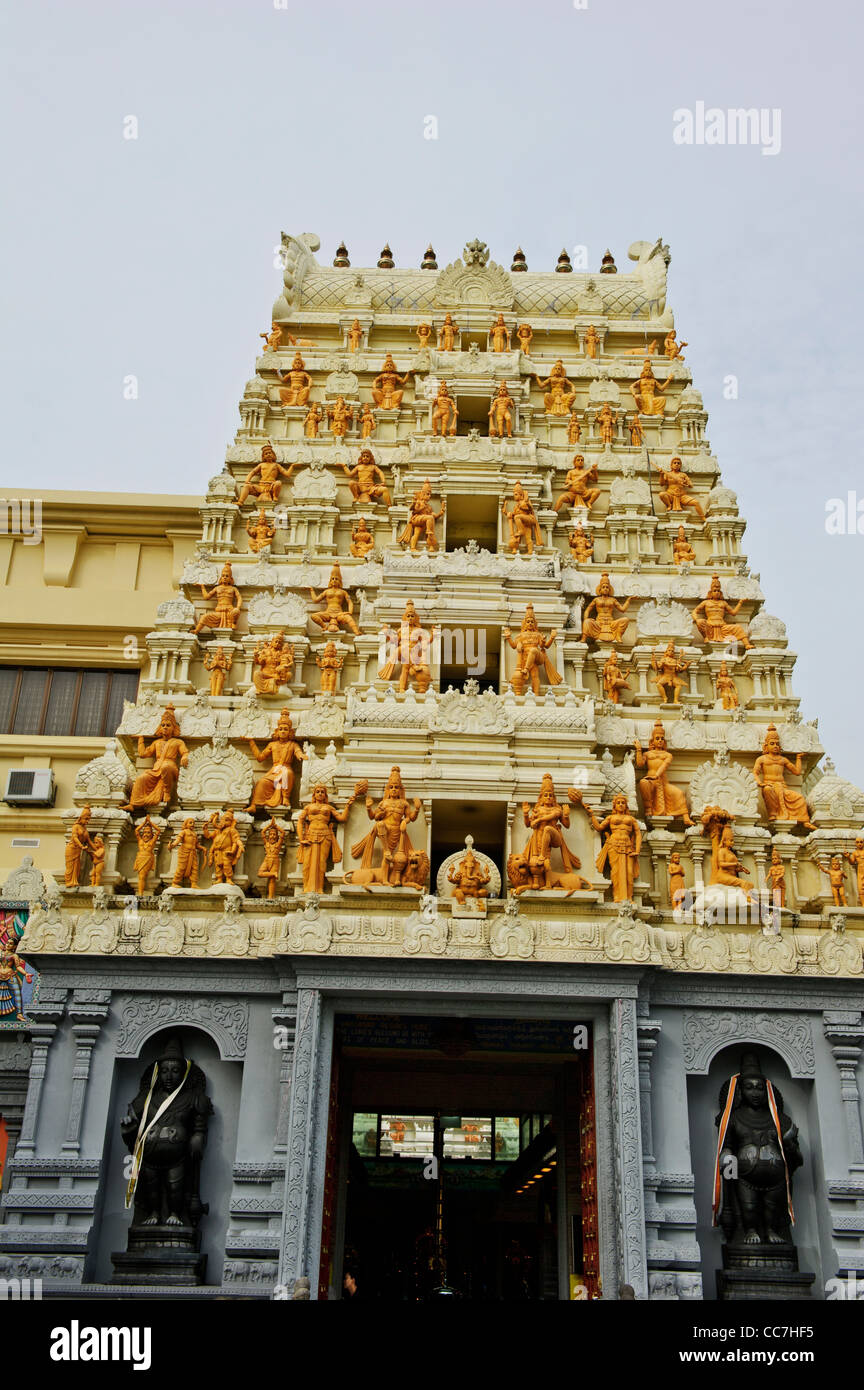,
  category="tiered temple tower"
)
[4,233,864,1301]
